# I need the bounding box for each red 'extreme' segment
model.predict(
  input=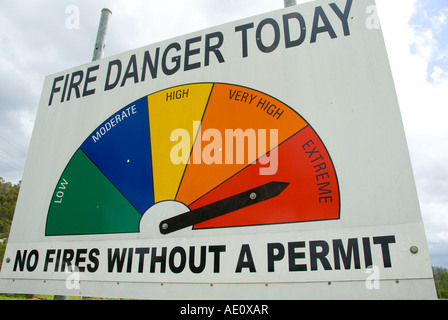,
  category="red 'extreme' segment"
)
[189,125,340,229]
